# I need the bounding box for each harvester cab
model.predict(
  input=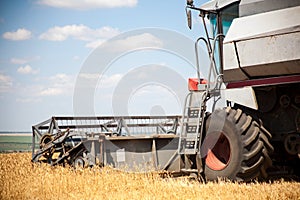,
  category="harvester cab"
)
[185,0,238,83]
